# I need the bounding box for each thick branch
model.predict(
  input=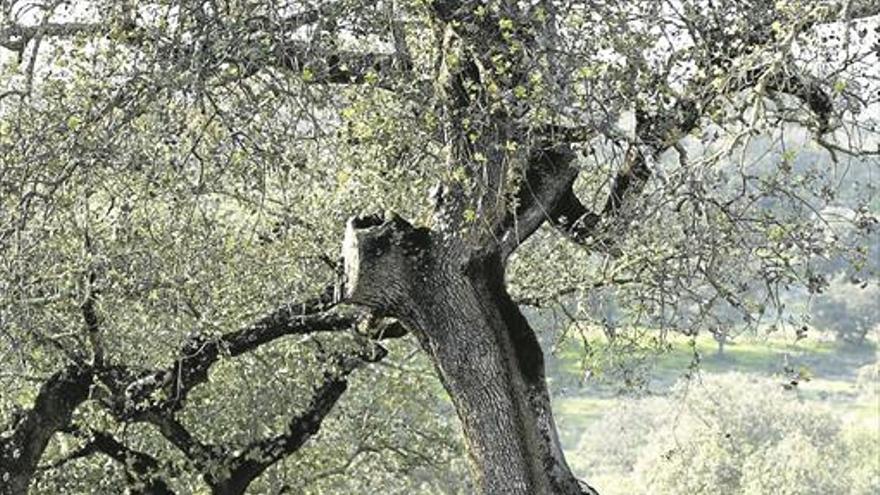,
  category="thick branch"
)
[548,187,598,244]
[529,15,843,251]
[760,72,834,134]
[101,289,357,420]
[90,430,174,494]
[600,147,651,216]
[506,122,660,254]
[546,148,649,250]
[541,71,835,253]
[86,283,399,493]
[0,279,396,493]
[122,346,386,495]
[0,22,108,51]
[1,14,408,88]
[510,98,694,254]
[80,268,104,368]
[0,366,93,495]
